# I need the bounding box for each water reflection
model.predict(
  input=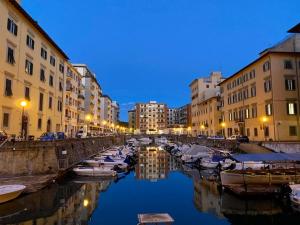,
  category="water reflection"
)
[135,146,179,181]
[0,180,111,225]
